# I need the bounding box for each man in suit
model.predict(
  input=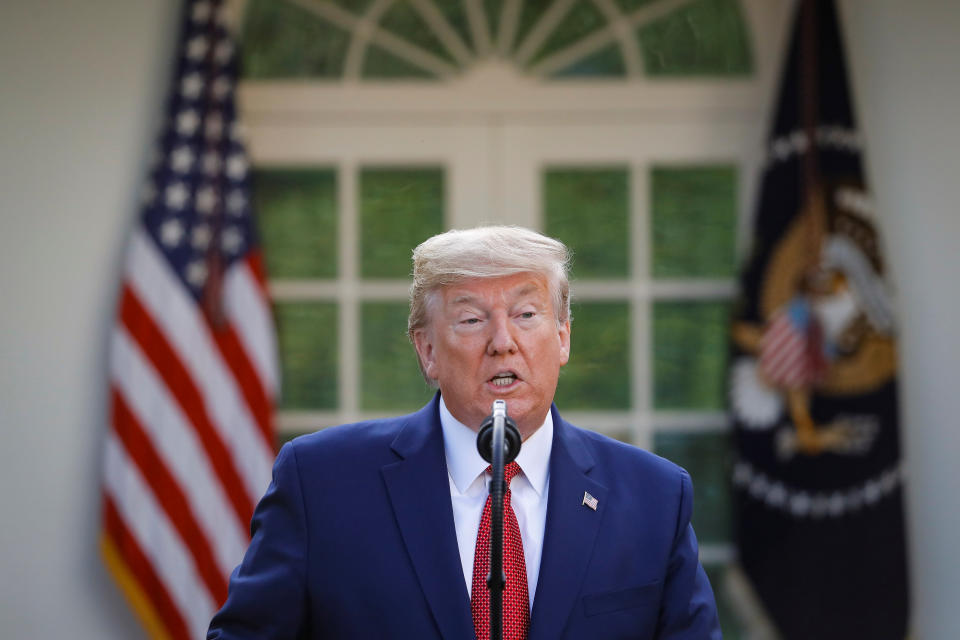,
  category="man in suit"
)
[209,226,721,639]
